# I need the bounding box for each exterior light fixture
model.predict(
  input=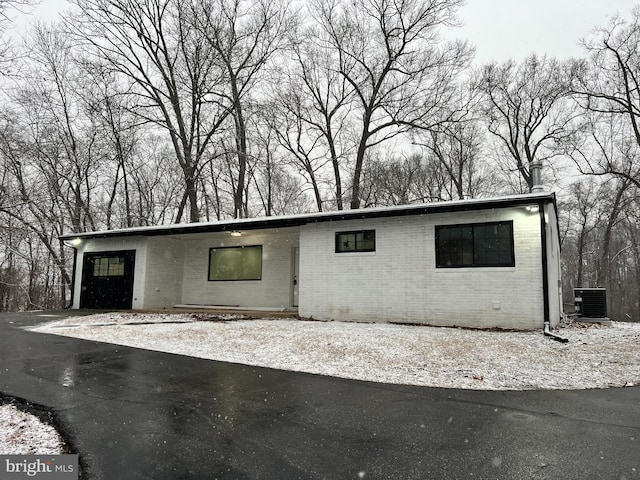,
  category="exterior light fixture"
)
[63,238,82,247]
[525,205,539,213]
[230,231,242,237]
